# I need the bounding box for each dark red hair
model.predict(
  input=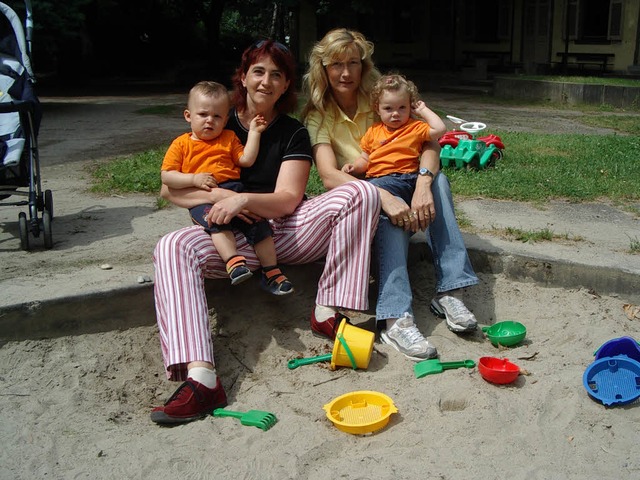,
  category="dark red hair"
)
[231,40,298,114]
